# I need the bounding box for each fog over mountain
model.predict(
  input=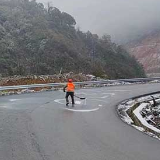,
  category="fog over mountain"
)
[37,0,160,43]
